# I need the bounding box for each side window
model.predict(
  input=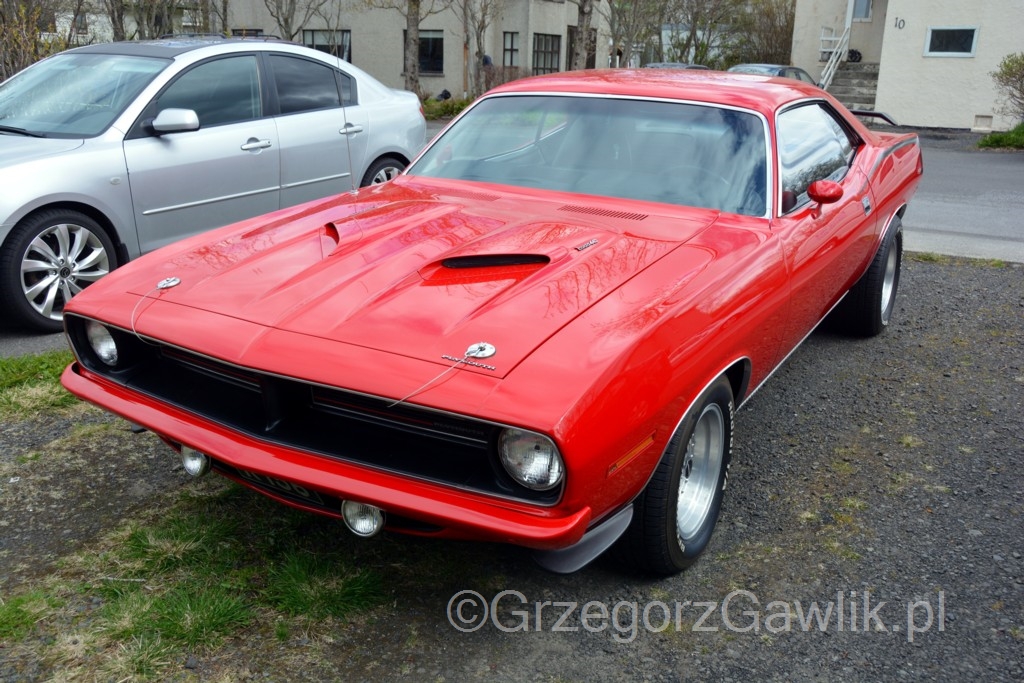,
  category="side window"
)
[337,71,355,106]
[269,55,342,114]
[156,56,261,127]
[776,103,855,213]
